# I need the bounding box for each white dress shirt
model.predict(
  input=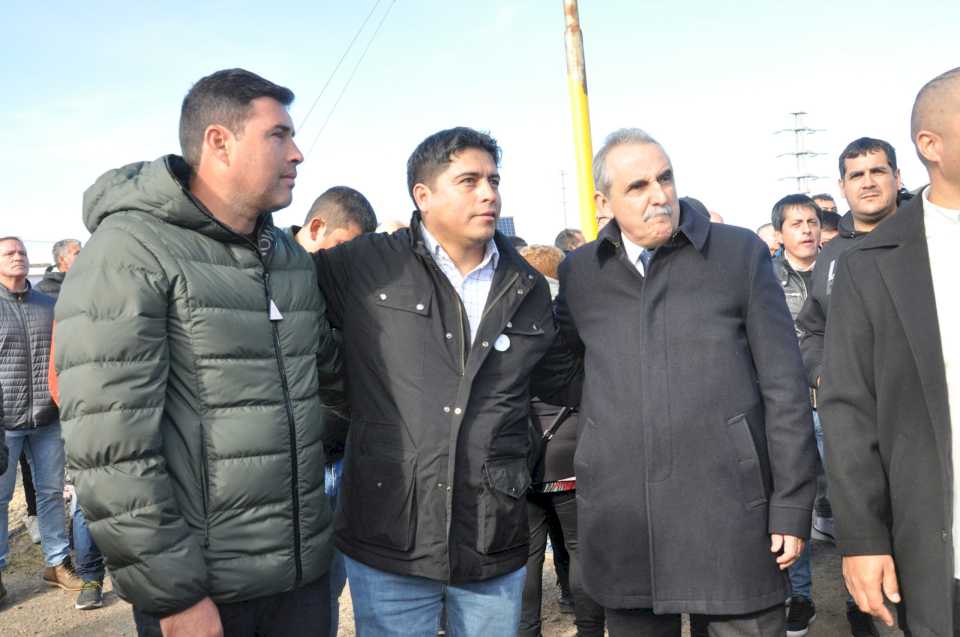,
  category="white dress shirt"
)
[923,186,960,576]
[621,233,649,276]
